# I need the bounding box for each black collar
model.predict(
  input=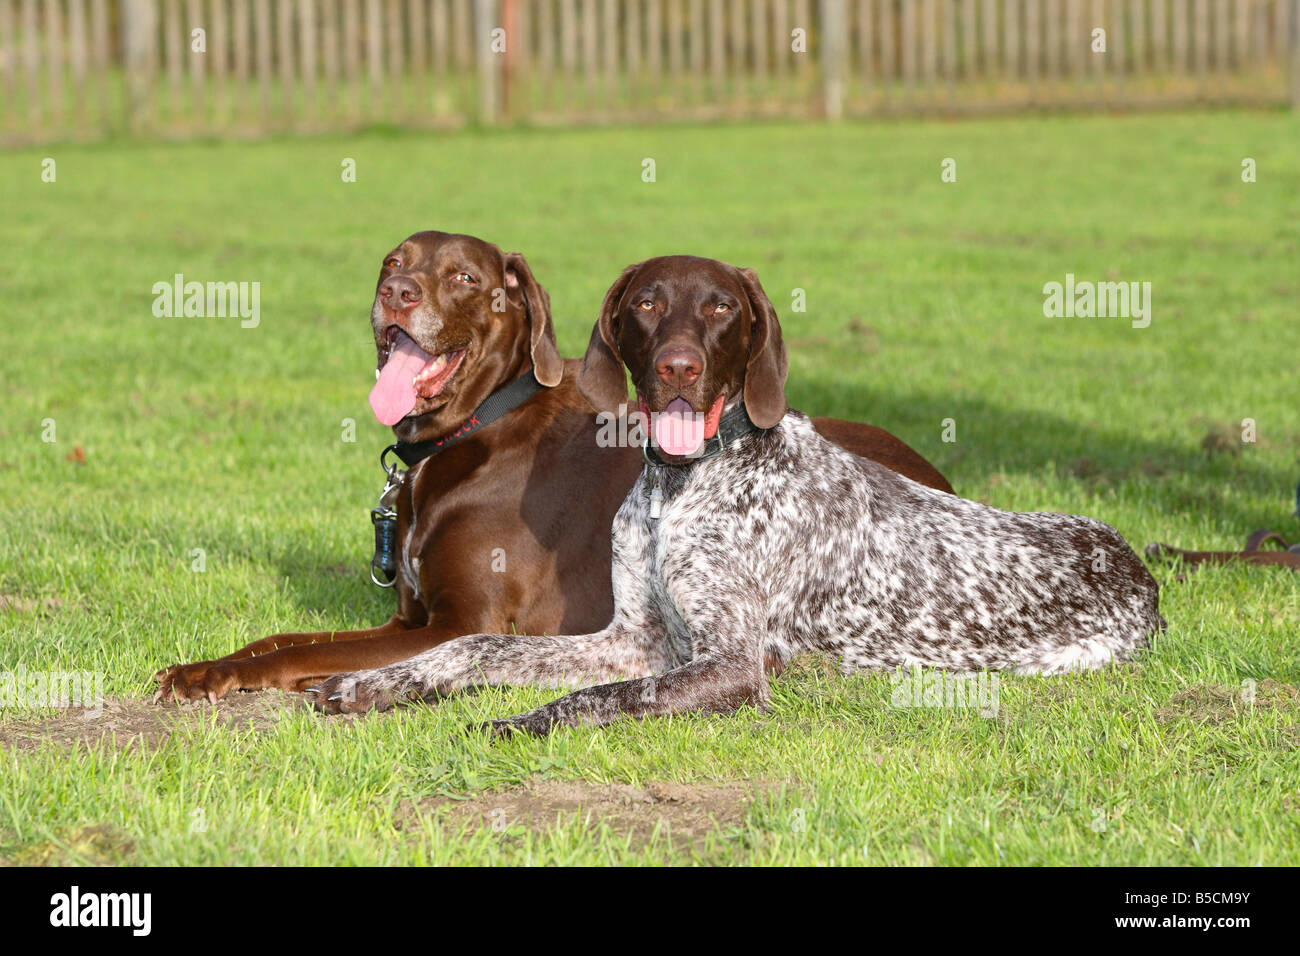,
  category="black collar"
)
[641,399,767,467]
[385,369,543,469]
